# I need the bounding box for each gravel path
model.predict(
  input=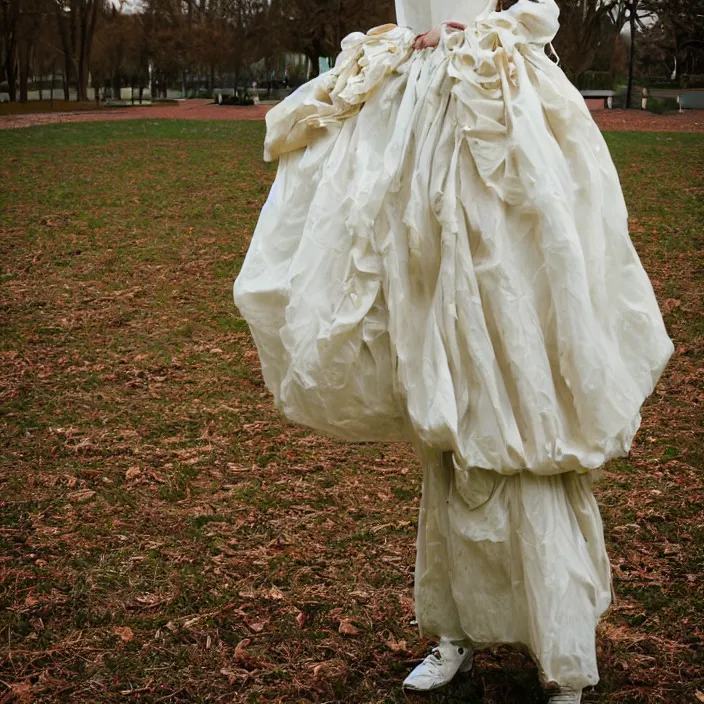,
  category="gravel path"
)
[590,107,704,132]
[0,100,269,130]
[1,98,702,133]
